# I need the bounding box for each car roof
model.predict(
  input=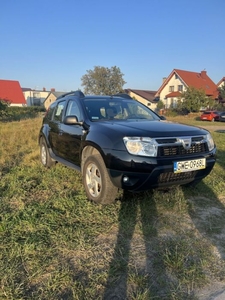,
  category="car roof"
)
[56,90,133,101]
